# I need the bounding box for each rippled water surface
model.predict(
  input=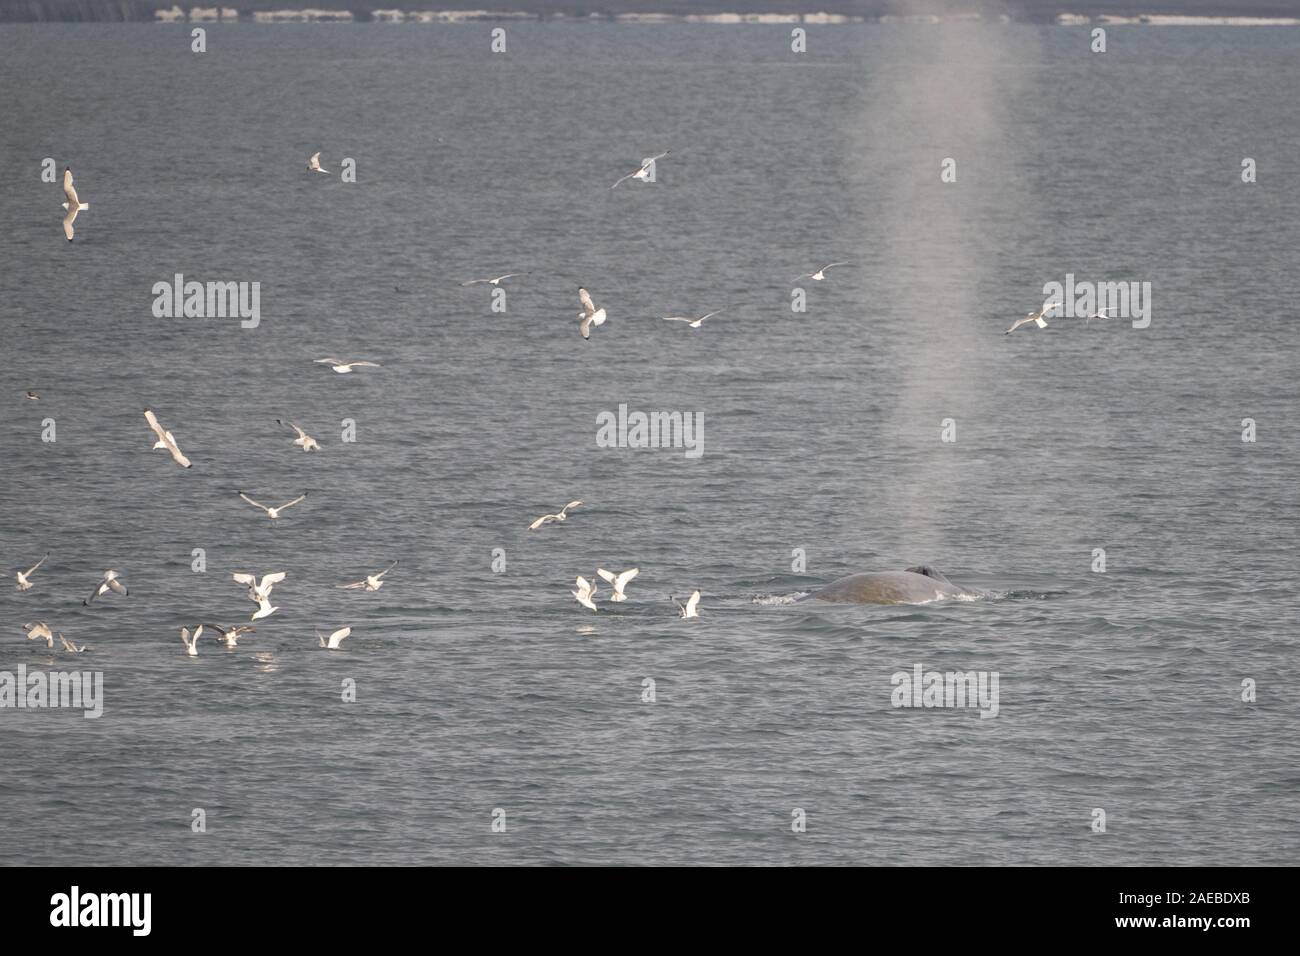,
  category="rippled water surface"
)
[0,22,1297,865]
